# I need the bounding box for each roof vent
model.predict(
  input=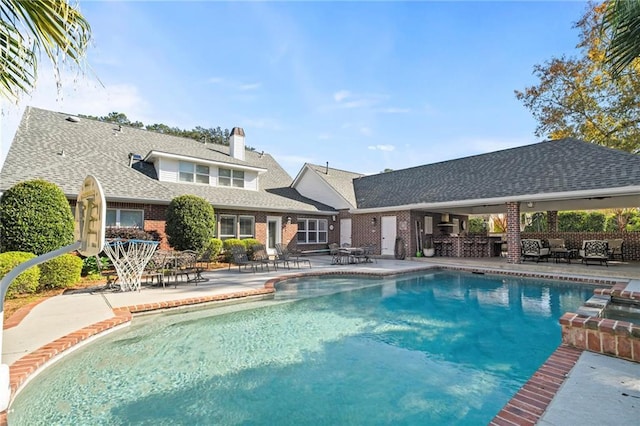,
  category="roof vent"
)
[66,116,80,123]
